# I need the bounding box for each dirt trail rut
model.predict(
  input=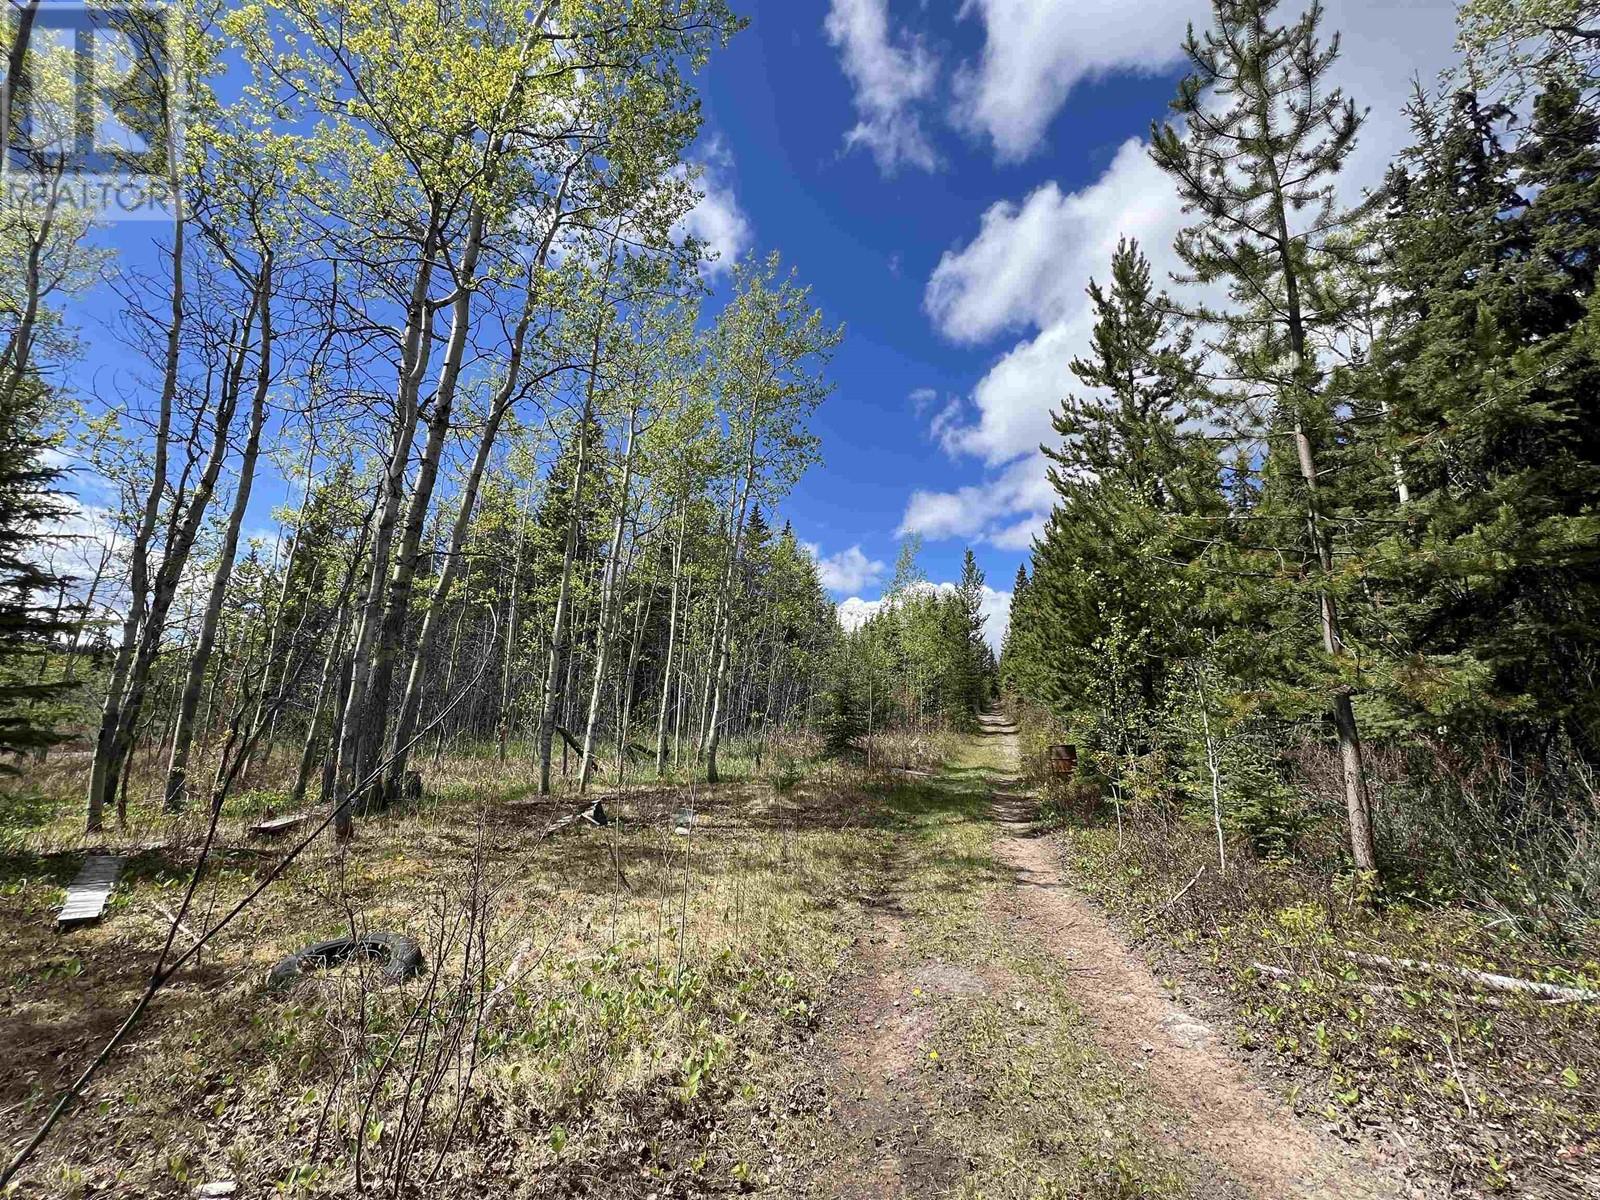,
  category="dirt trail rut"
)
[979,710,1408,1200]
[808,849,961,1200]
